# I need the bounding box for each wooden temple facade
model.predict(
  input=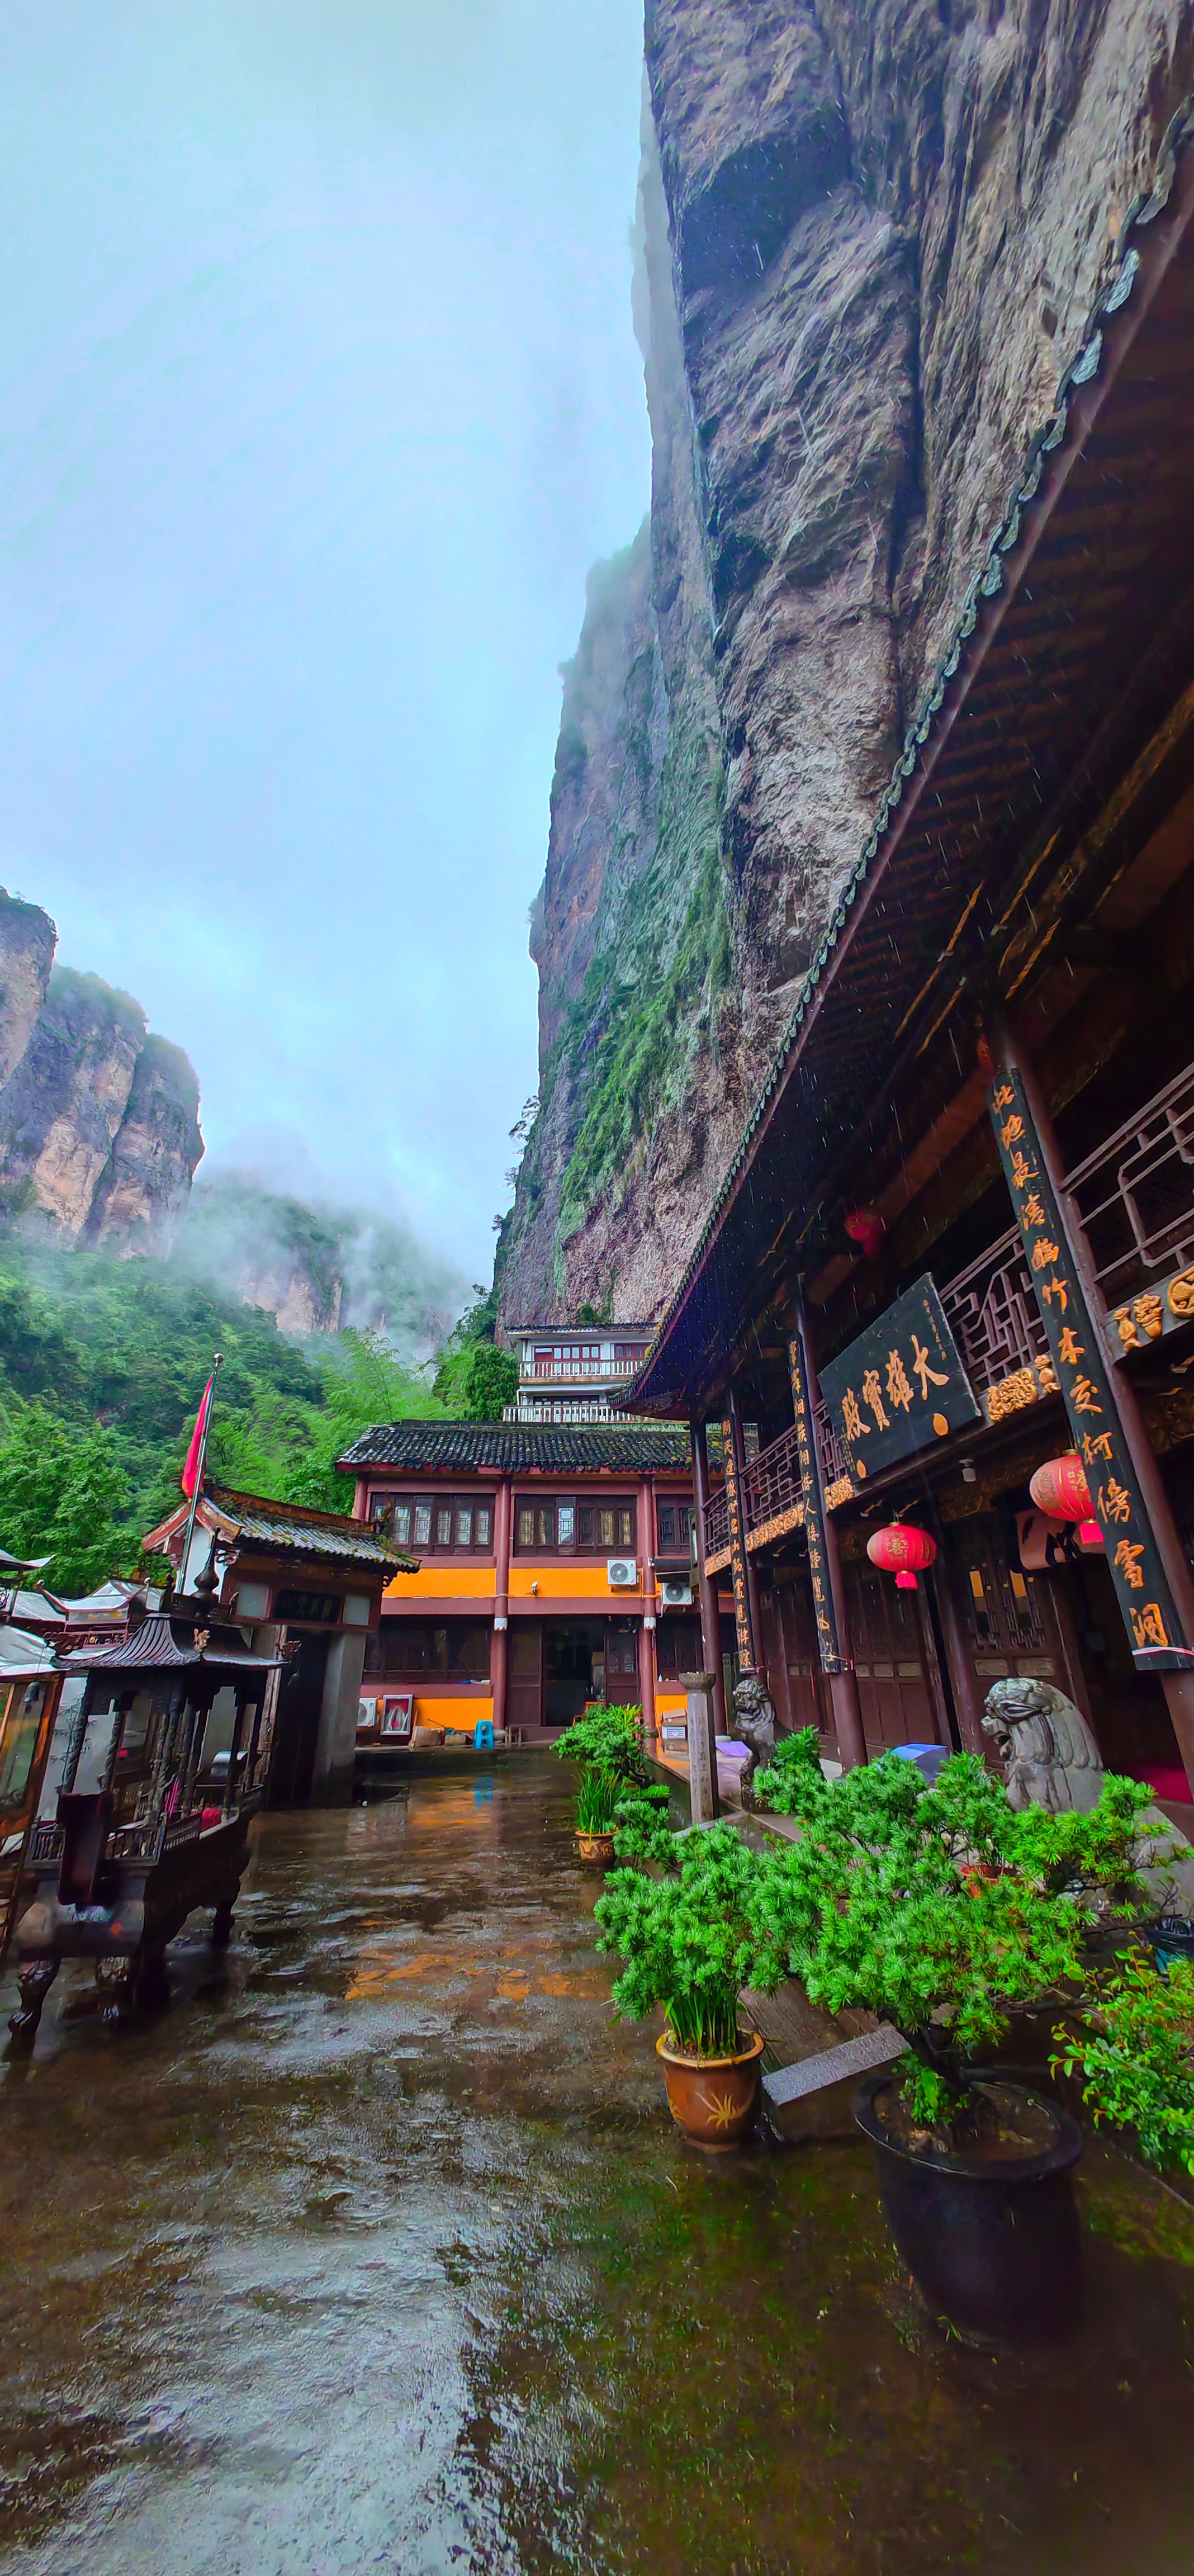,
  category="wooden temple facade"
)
[338,1422,700,1744]
[621,129,1194,1821]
